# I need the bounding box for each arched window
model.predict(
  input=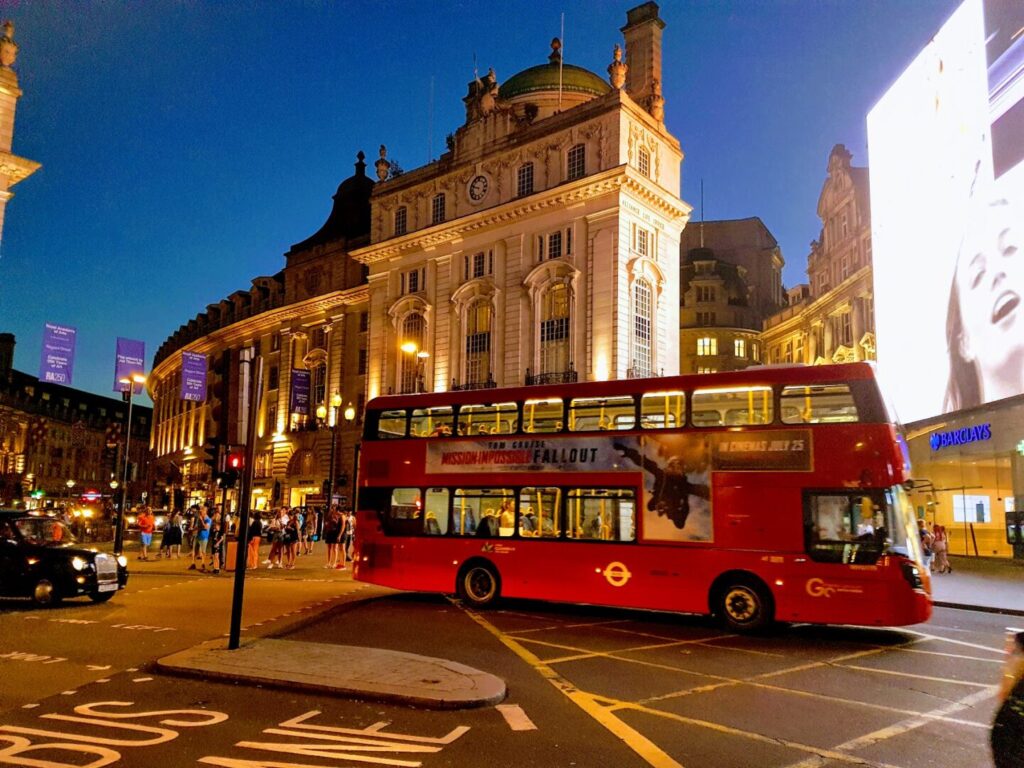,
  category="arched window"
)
[400,313,425,394]
[540,283,571,374]
[394,206,408,236]
[464,301,493,385]
[517,162,534,197]
[631,279,653,378]
[567,144,586,180]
